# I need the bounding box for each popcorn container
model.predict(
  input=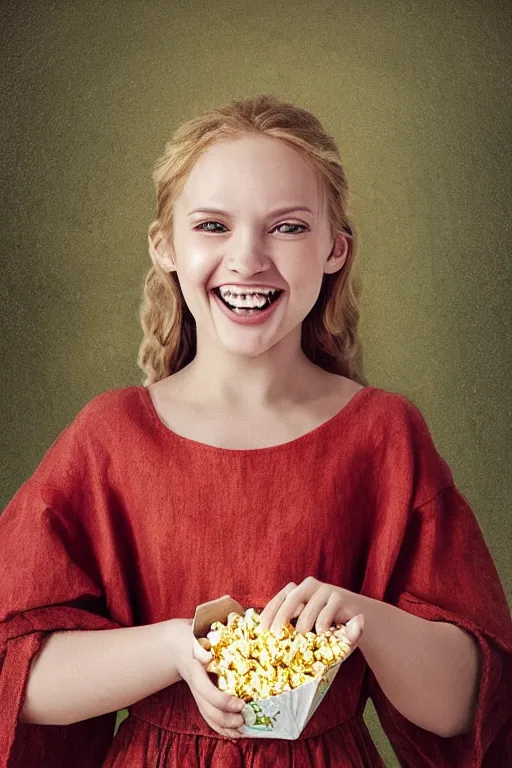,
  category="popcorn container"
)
[192,595,357,740]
